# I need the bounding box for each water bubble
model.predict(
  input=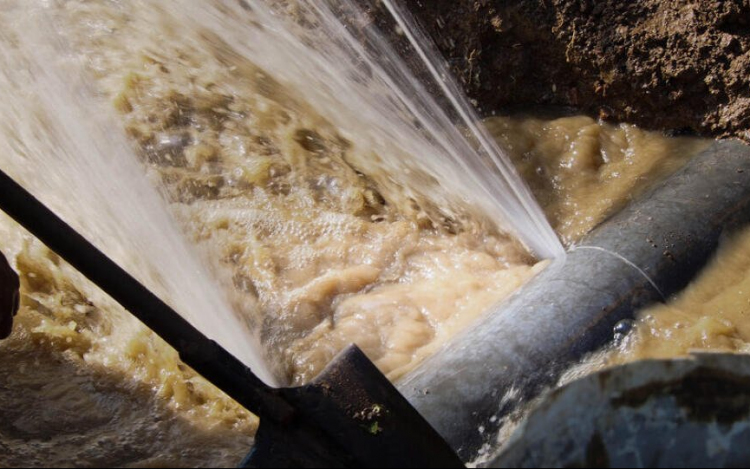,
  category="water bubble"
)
[614,319,635,336]
[613,318,635,345]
